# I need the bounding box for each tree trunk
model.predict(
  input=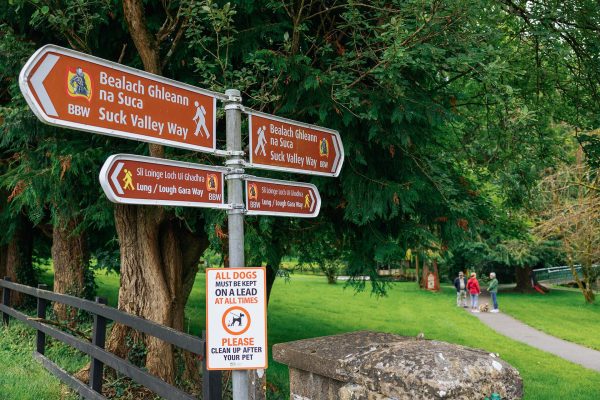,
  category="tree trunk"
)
[572,264,596,304]
[582,288,595,303]
[5,214,35,306]
[106,204,207,384]
[0,191,6,297]
[265,264,279,304]
[0,245,6,279]
[0,244,6,301]
[103,0,208,385]
[514,266,534,292]
[52,216,88,321]
[420,263,430,289]
[414,255,420,286]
